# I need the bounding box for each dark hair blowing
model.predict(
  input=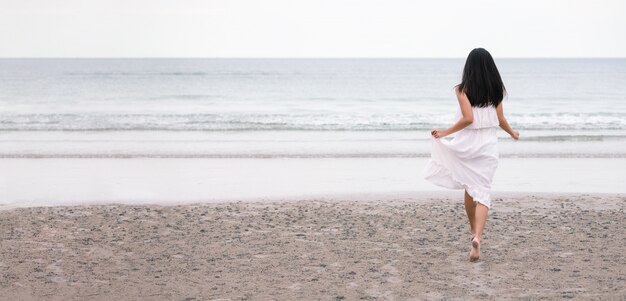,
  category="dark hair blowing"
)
[456,48,506,108]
